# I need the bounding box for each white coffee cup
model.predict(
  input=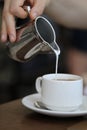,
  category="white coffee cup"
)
[35,73,83,111]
